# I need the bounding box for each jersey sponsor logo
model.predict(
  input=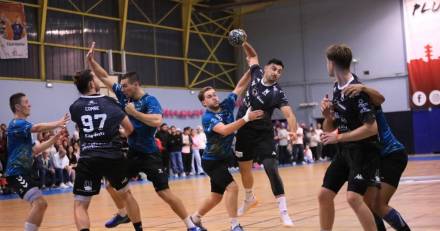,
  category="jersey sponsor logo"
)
[235,151,243,158]
[262,89,270,96]
[88,100,97,105]
[84,180,93,191]
[84,132,105,139]
[354,174,364,180]
[252,88,258,97]
[256,96,264,104]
